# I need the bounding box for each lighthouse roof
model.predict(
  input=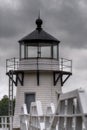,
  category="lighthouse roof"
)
[19,17,60,45]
